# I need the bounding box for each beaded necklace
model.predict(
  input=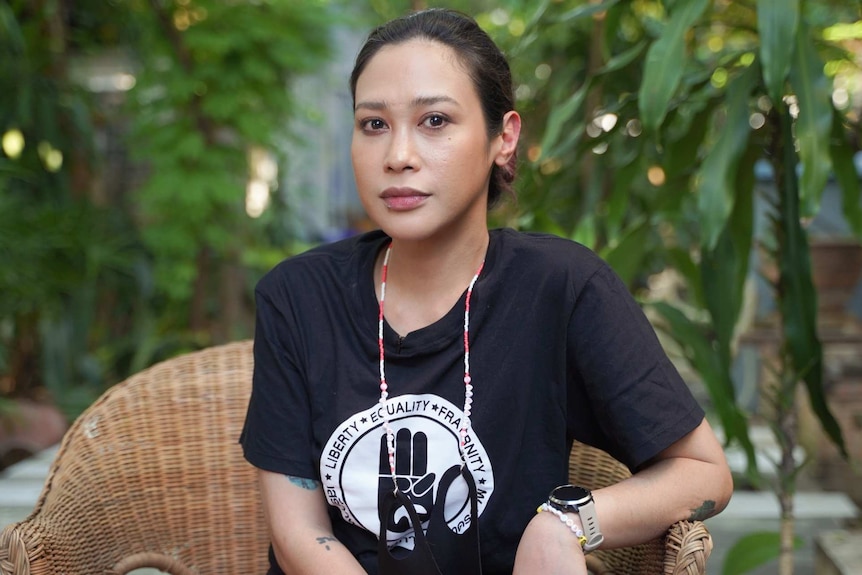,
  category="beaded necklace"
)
[377,243,485,479]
